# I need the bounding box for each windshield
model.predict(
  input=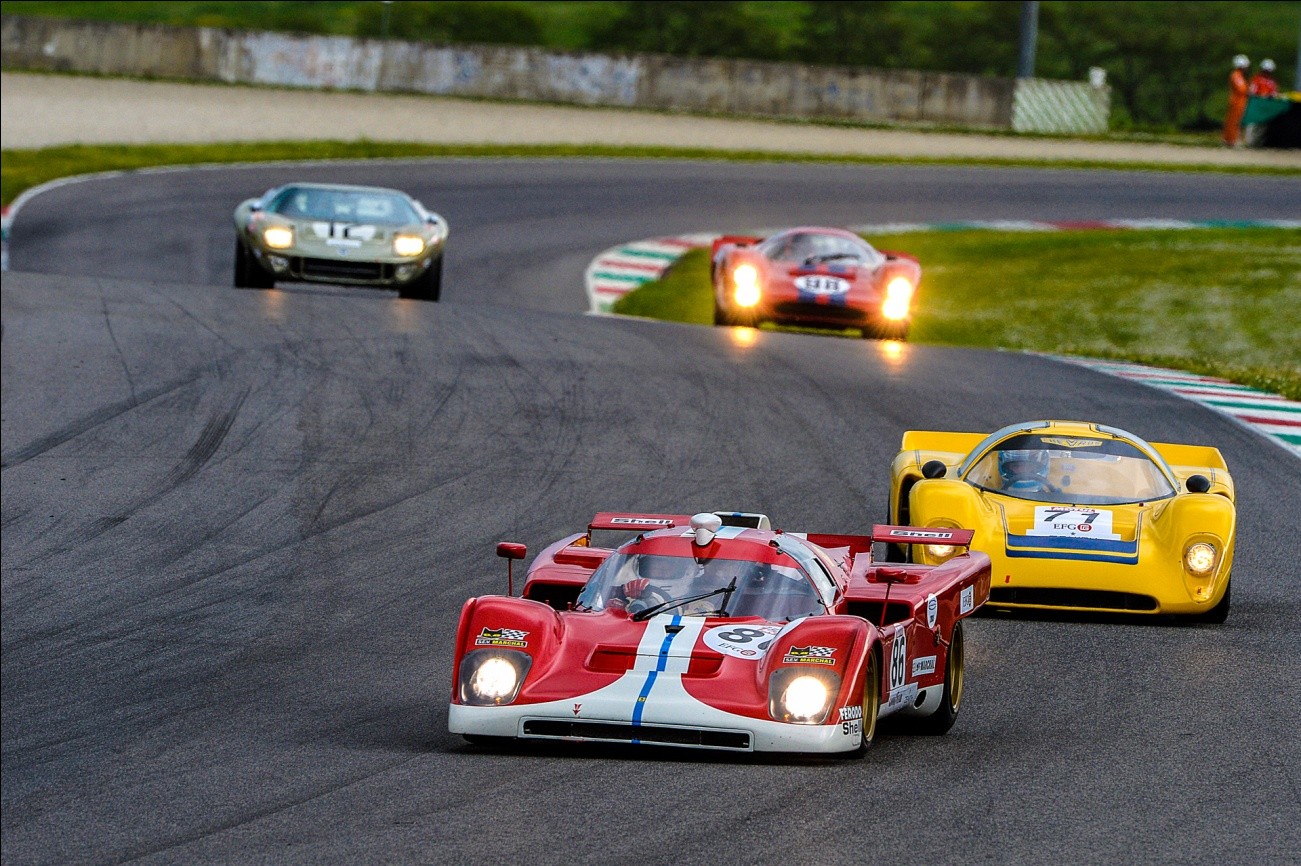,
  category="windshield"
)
[758,232,880,265]
[965,433,1176,504]
[576,552,825,621]
[269,187,420,225]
